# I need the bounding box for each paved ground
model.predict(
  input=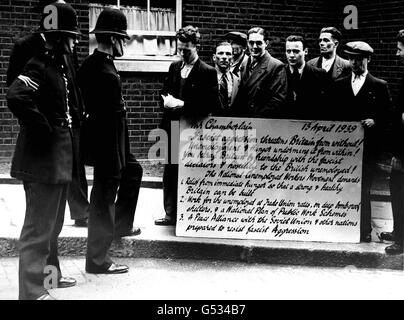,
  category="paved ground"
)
[1,256,403,300]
